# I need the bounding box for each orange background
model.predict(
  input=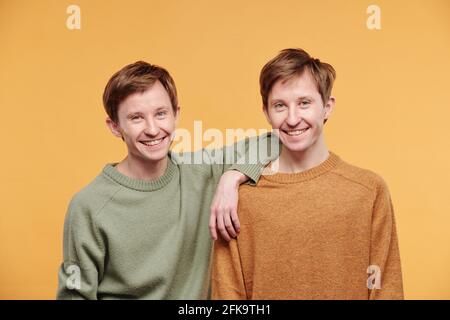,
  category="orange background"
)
[1,0,449,299]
